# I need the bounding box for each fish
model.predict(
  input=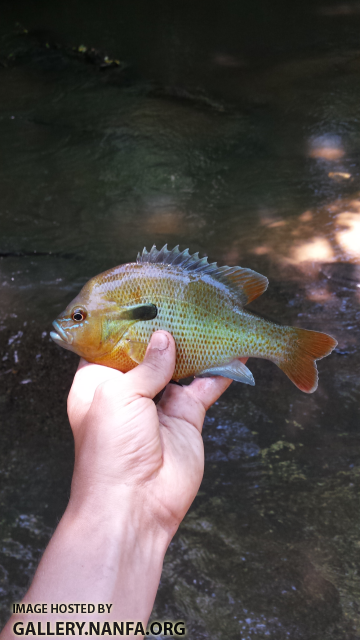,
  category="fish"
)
[50,245,337,393]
